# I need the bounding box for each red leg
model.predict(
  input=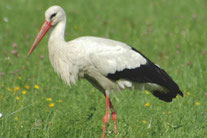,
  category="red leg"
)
[102,94,118,138]
[102,95,110,138]
[109,99,118,135]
